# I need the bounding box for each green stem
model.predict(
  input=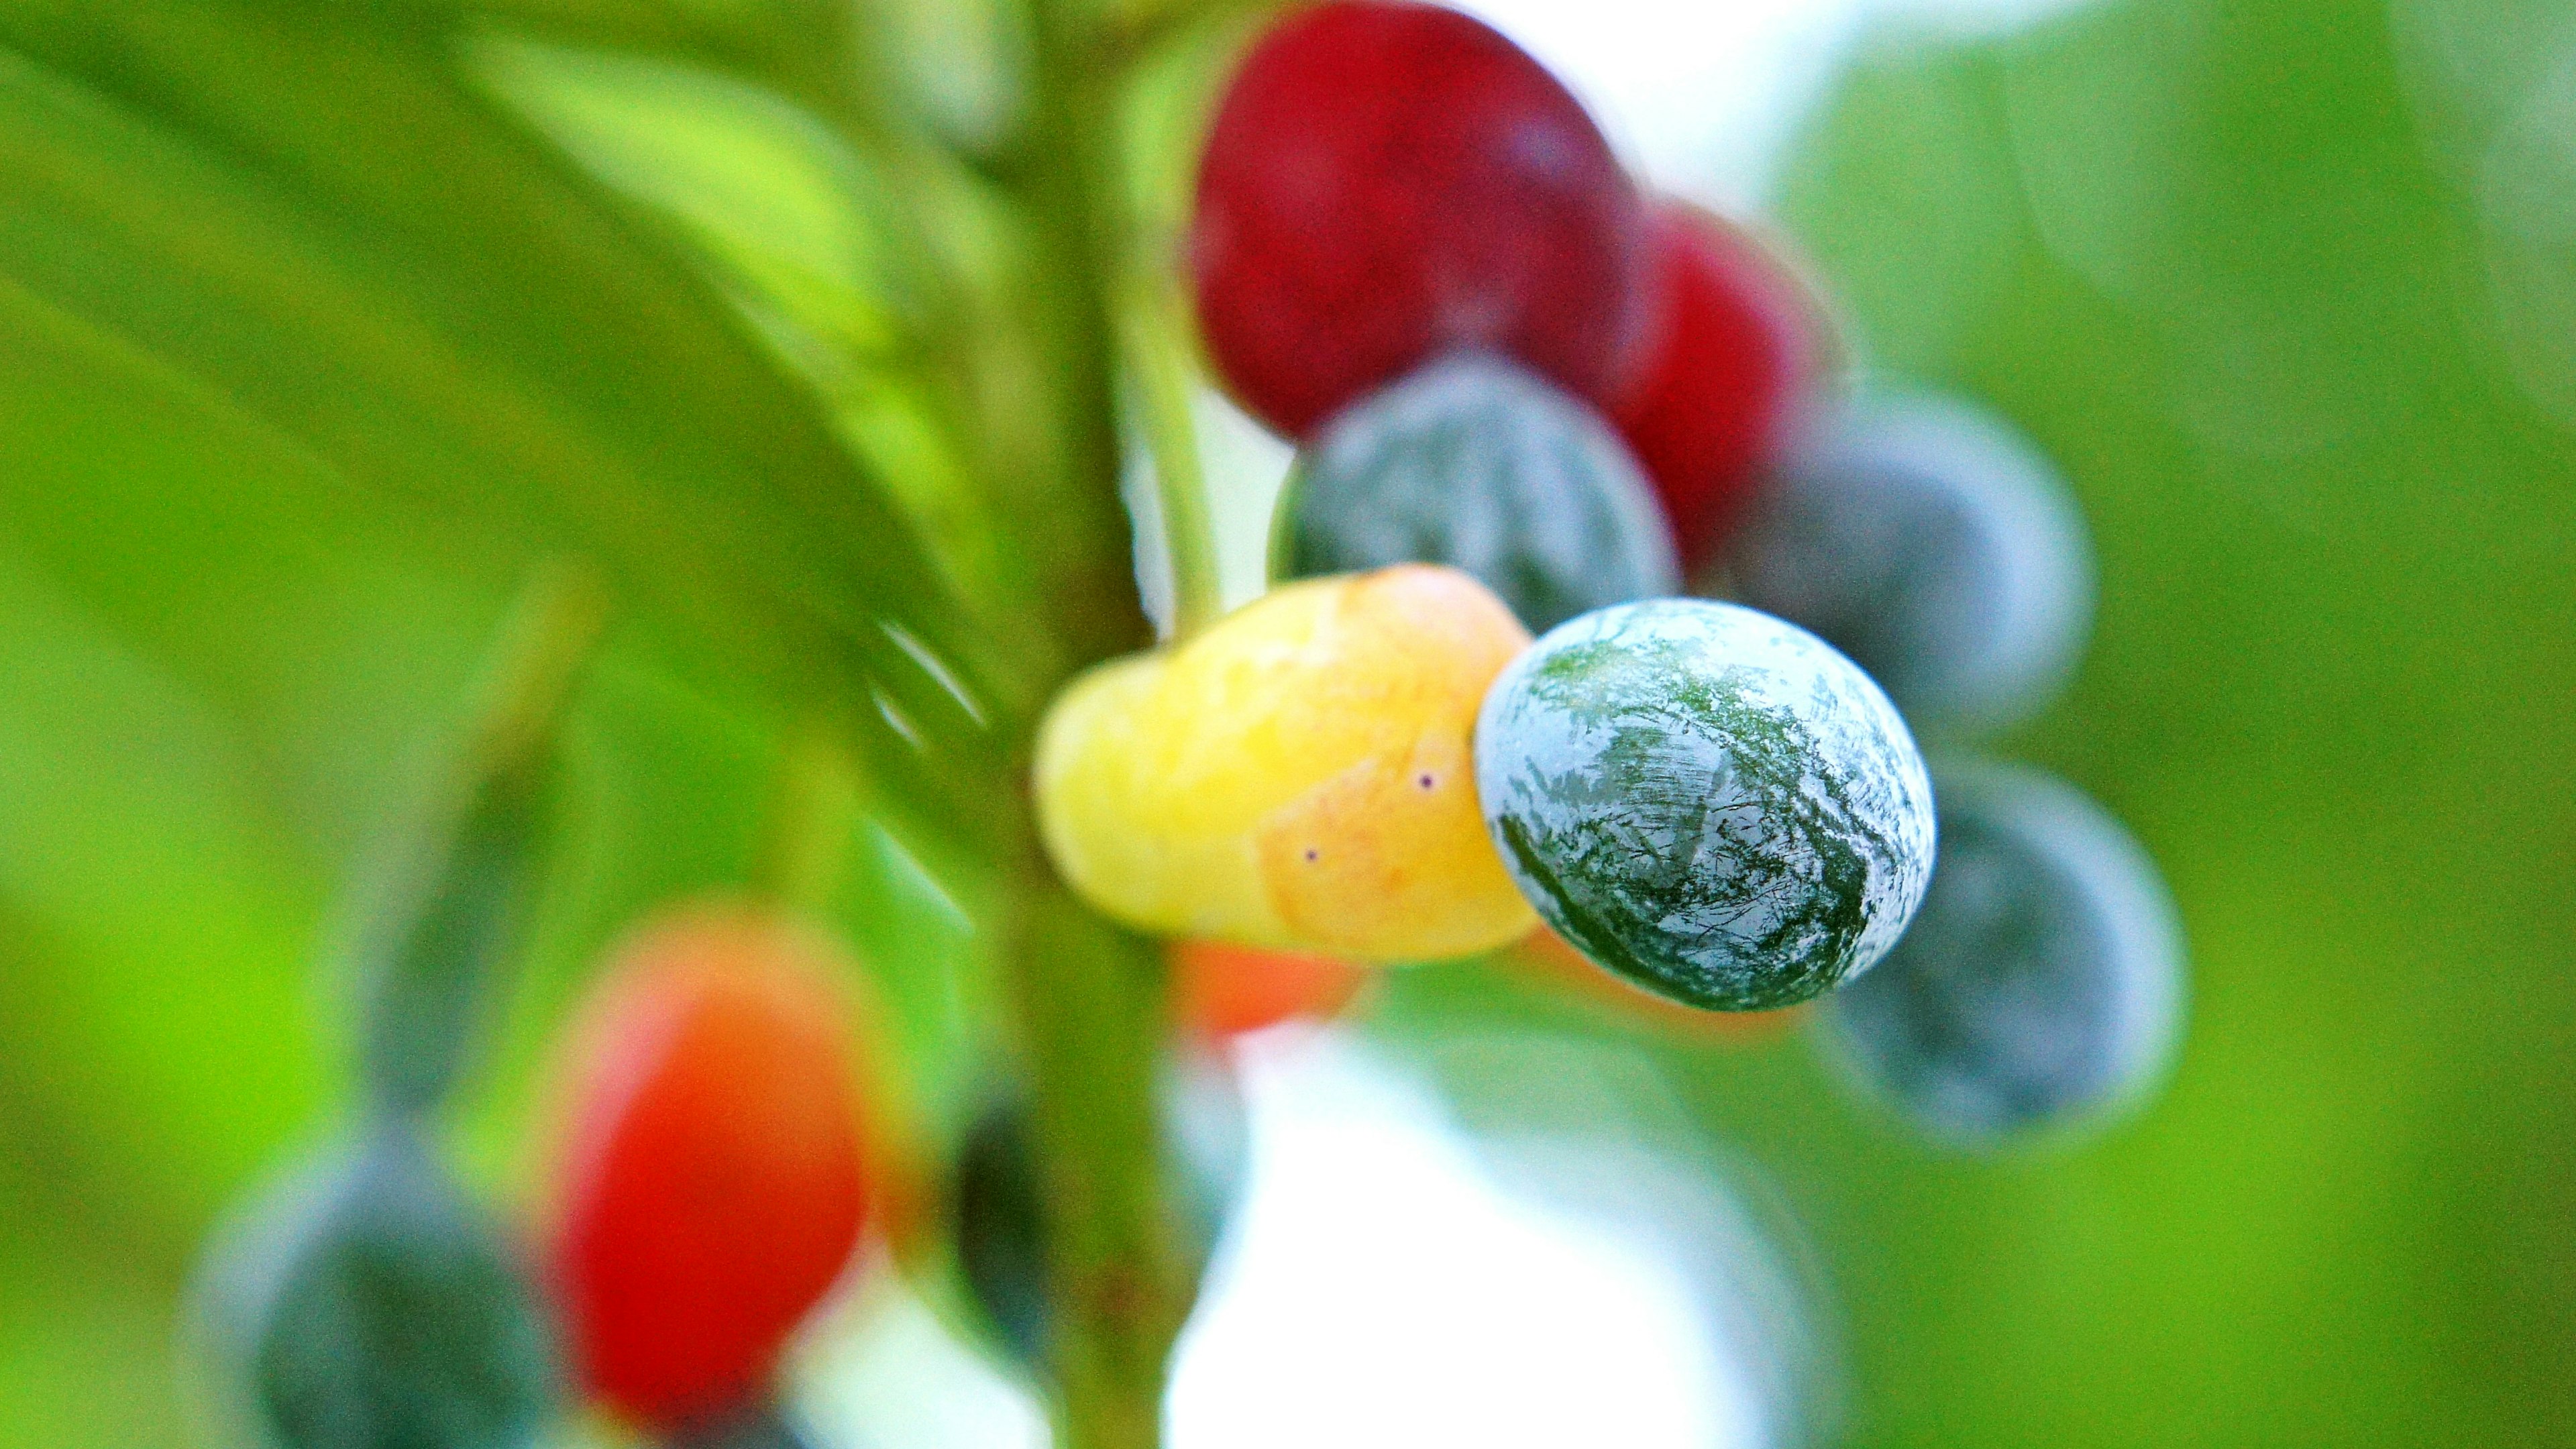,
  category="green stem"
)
[997,3,1199,1446]
[1122,280,1226,639]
